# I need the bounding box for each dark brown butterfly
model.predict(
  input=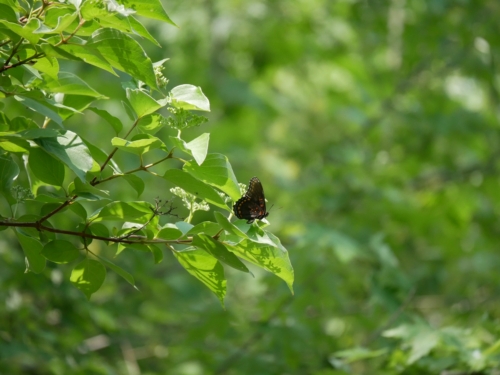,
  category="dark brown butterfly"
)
[234,177,269,224]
